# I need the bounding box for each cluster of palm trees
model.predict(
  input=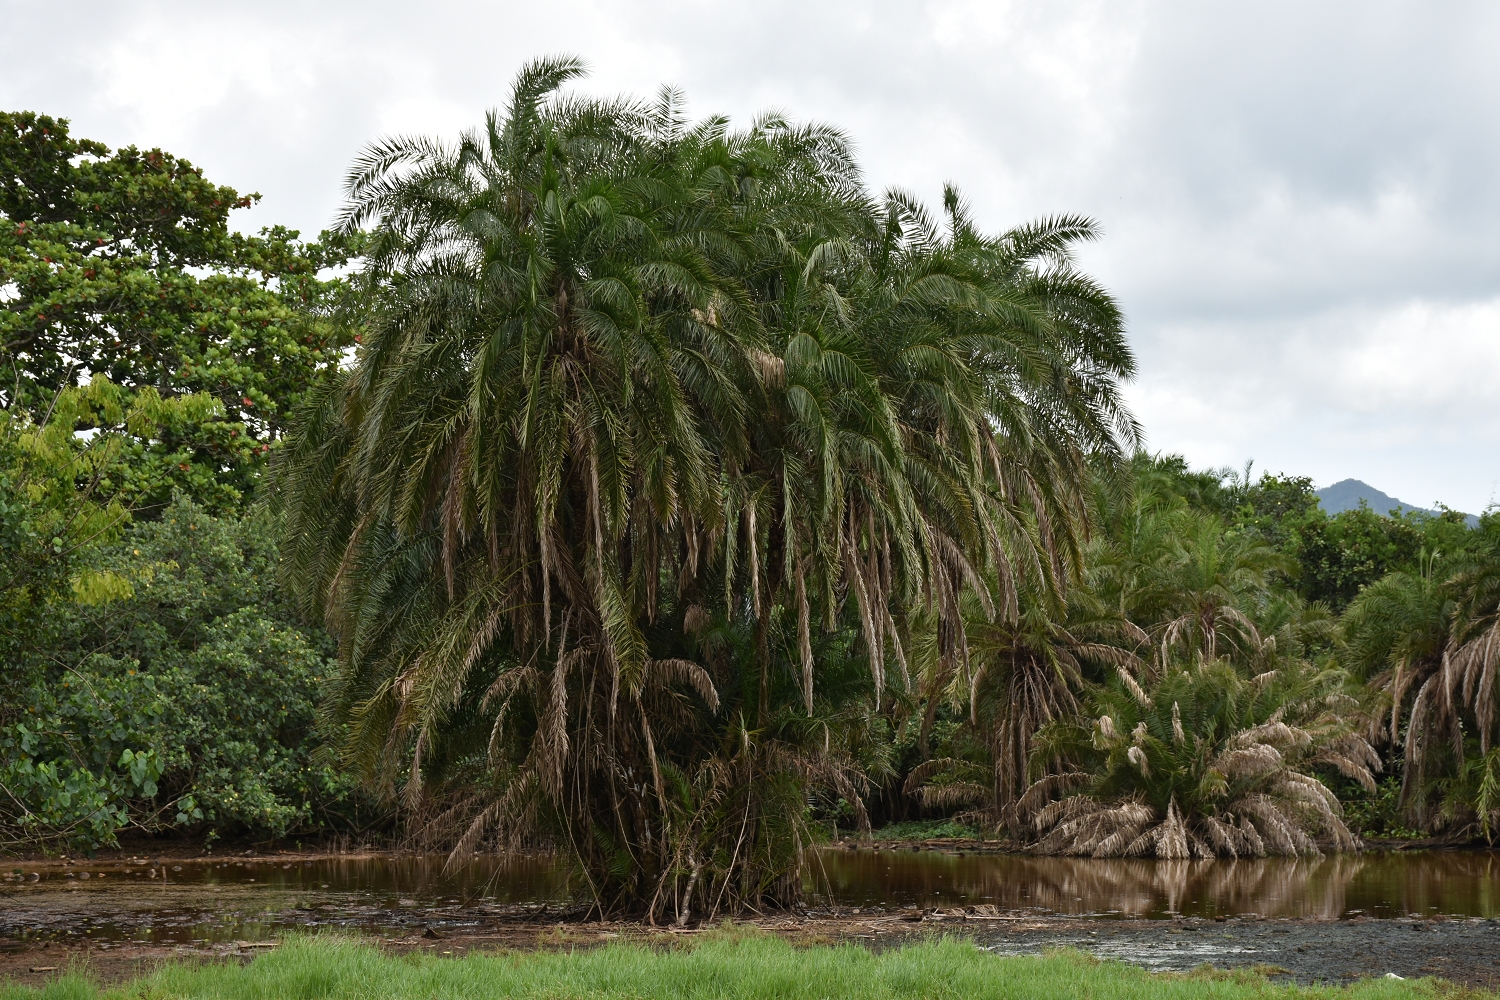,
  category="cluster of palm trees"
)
[278,58,1136,918]
[909,460,1500,857]
[277,59,1500,915]
[911,469,1365,853]
[1342,530,1500,837]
